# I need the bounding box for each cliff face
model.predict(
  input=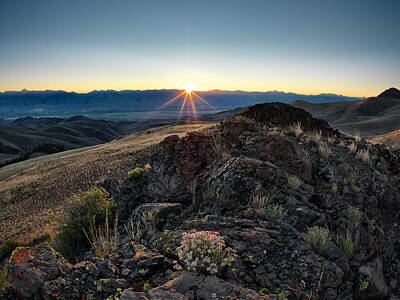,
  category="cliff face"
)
[2,103,400,300]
